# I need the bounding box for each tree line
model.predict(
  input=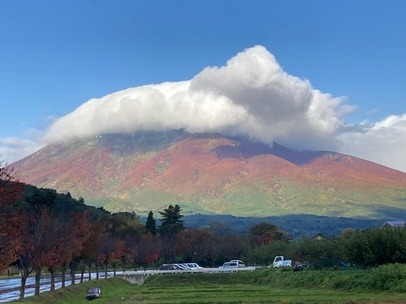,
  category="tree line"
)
[1,164,405,299]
